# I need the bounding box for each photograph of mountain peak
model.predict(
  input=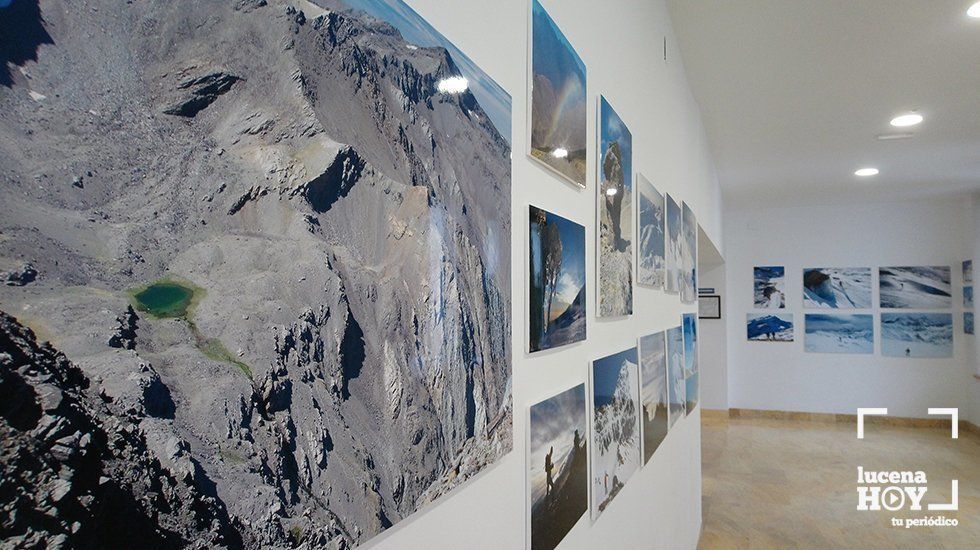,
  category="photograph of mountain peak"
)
[0,0,511,547]
[590,347,641,520]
